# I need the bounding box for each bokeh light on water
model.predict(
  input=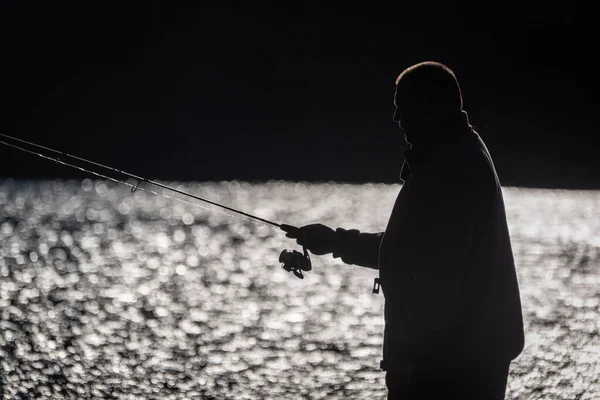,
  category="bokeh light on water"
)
[0,180,599,399]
